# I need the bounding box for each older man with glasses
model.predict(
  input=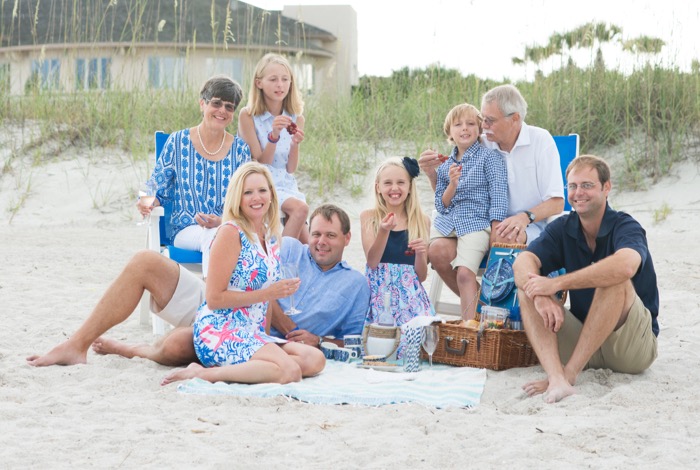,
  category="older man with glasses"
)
[420,84,564,298]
